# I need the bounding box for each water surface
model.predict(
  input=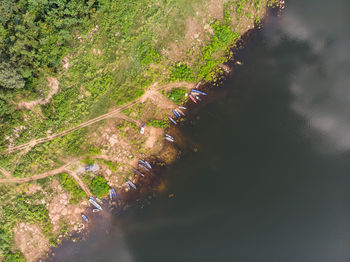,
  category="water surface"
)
[49,0,350,261]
